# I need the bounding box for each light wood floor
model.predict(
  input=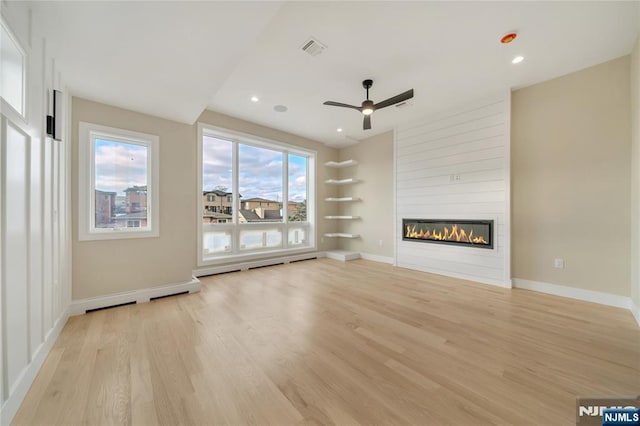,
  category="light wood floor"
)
[14,258,640,425]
